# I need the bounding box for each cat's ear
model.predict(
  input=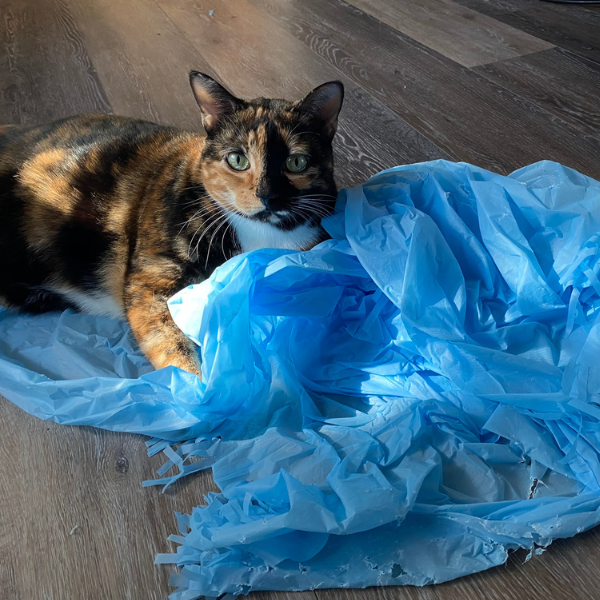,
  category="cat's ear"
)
[189,71,241,134]
[297,81,344,139]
